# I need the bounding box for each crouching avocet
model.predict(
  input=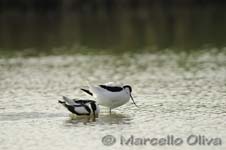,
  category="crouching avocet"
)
[58,96,100,119]
[81,83,138,113]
